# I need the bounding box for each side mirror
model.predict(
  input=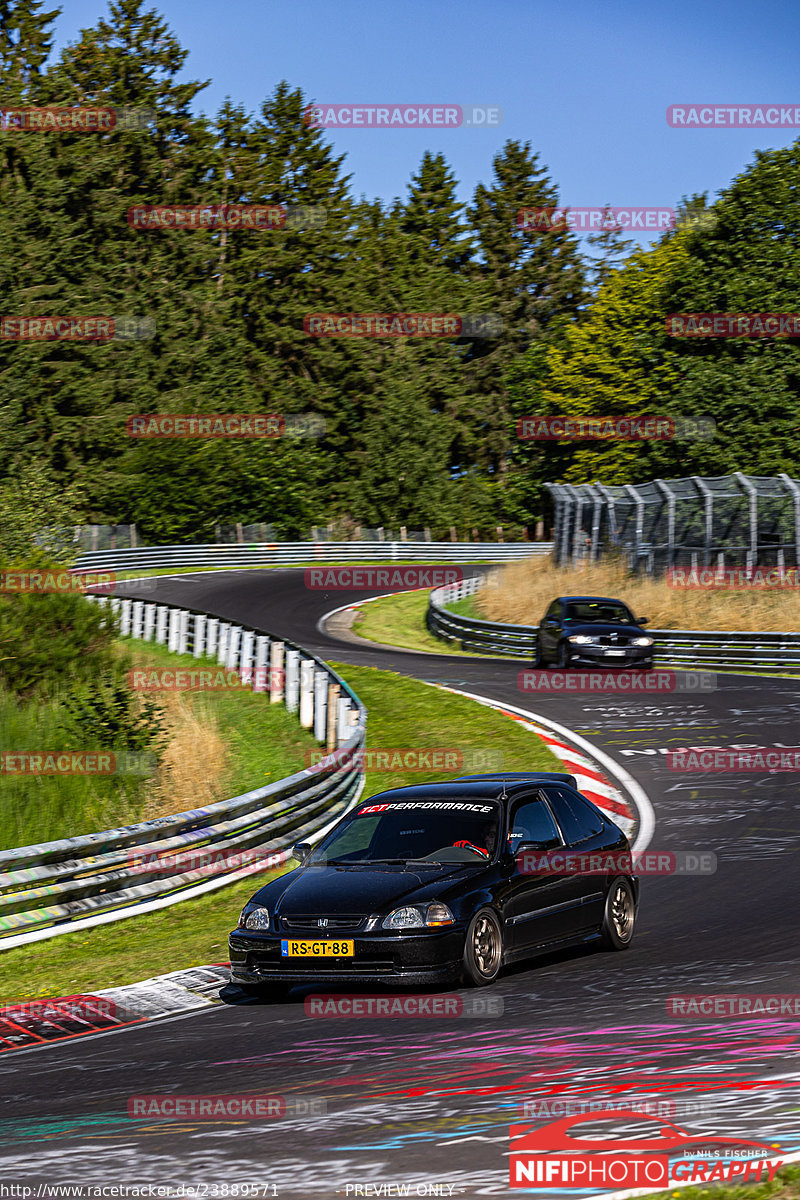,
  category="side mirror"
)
[292,842,312,863]
[544,617,559,627]
[636,617,649,625]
